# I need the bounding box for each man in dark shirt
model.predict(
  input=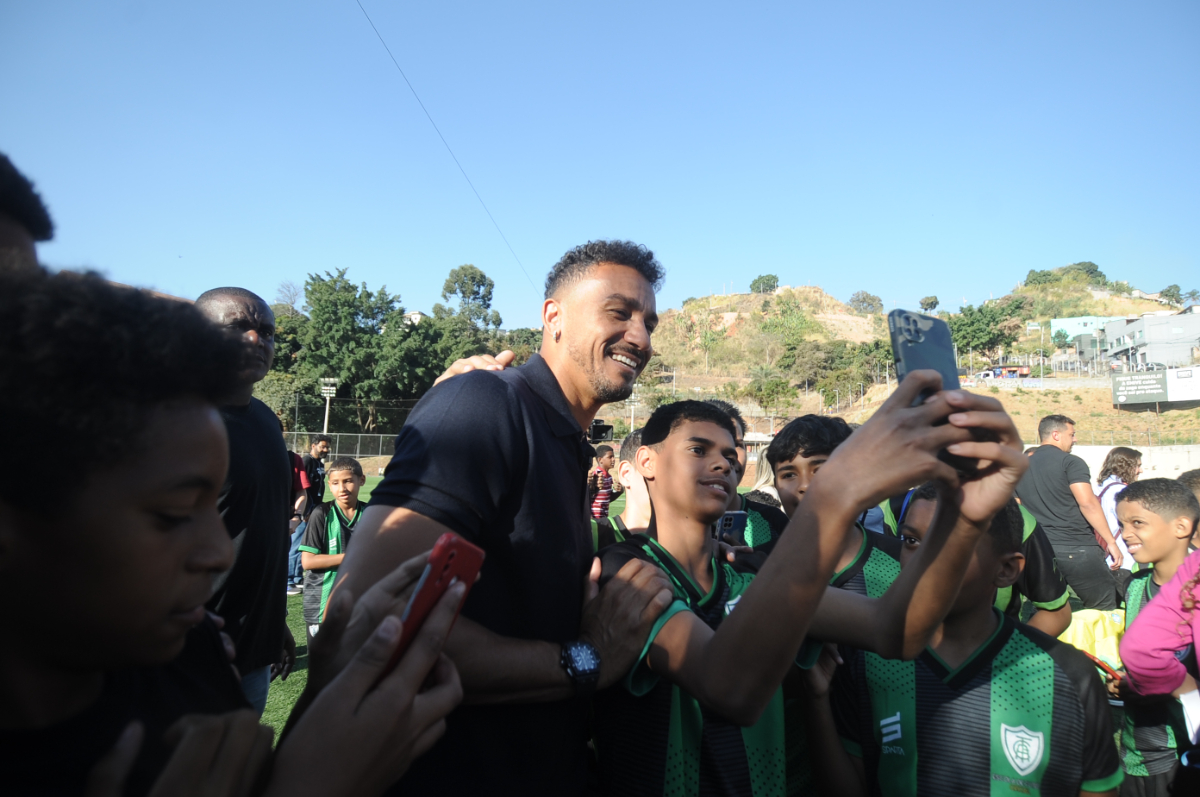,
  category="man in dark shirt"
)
[1016,414,1121,610]
[196,287,296,714]
[336,240,676,796]
[289,435,332,589]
